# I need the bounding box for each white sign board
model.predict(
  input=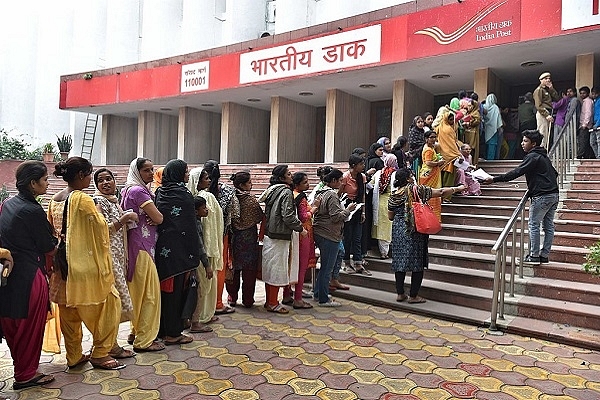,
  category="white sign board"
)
[181,61,210,93]
[562,0,600,30]
[240,24,381,84]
